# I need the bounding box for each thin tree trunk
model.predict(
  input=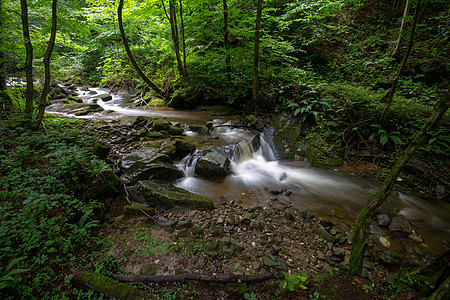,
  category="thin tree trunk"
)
[392,0,409,56]
[20,0,34,119]
[34,0,57,126]
[347,96,449,276]
[179,0,187,78]
[0,0,11,108]
[169,0,185,78]
[118,0,165,98]
[380,0,421,124]
[252,0,263,105]
[223,0,231,80]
